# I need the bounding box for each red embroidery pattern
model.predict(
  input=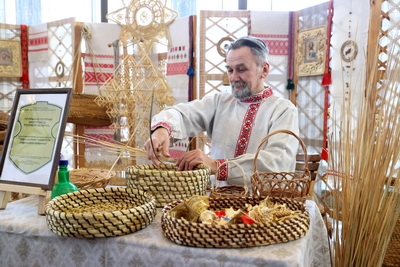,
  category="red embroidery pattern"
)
[167,62,189,75]
[234,88,274,157]
[216,159,228,181]
[251,34,289,55]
